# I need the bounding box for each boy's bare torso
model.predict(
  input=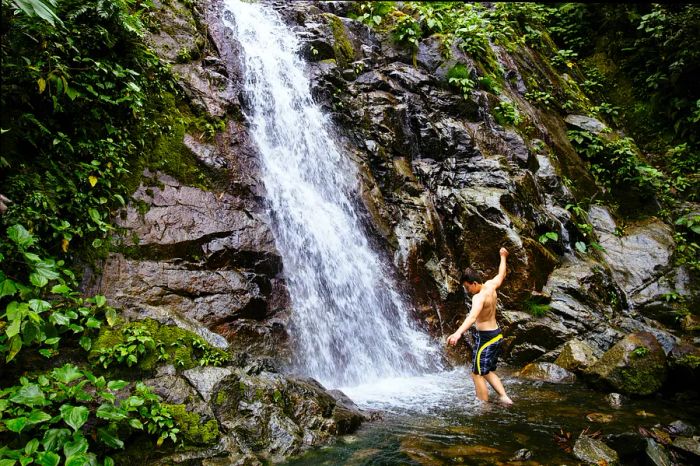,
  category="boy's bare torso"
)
[474,280,499,331]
